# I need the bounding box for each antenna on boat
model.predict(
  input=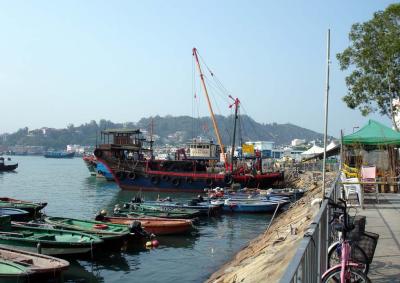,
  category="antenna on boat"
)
[229,95,240,172]
[192,48,226,166]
